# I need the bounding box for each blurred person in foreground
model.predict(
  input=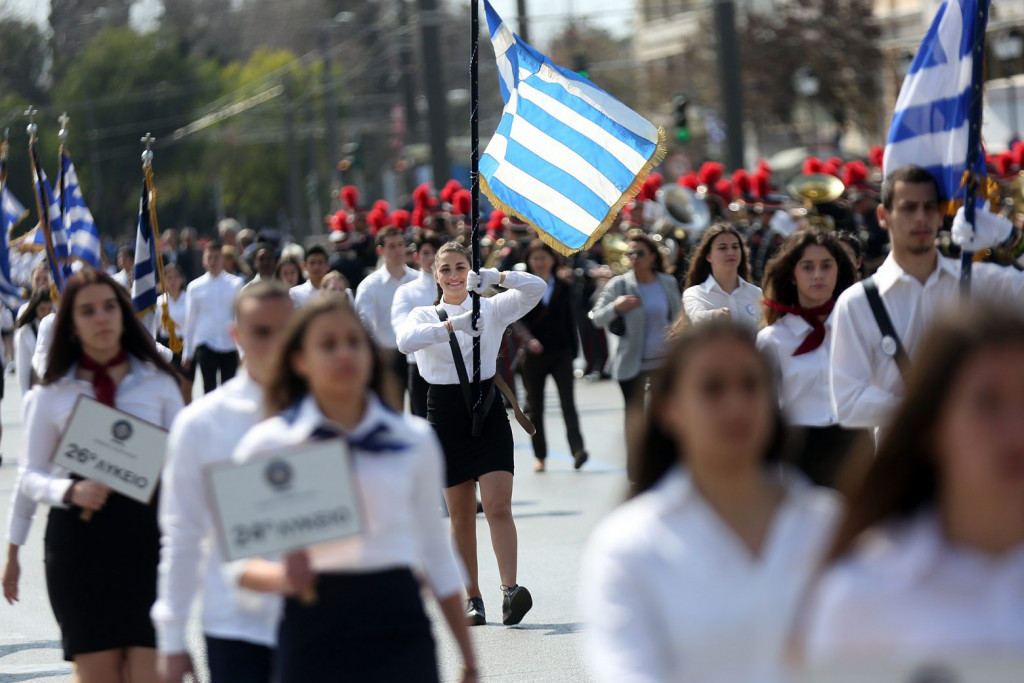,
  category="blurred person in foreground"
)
[801,306,1024,673]
[582,320,840,682]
